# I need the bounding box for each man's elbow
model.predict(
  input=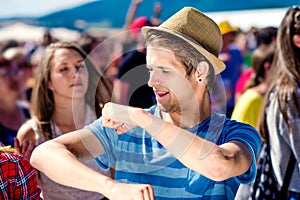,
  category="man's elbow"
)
[206,150,246,181]
[30,141,51,169]
[207,163,230,181]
